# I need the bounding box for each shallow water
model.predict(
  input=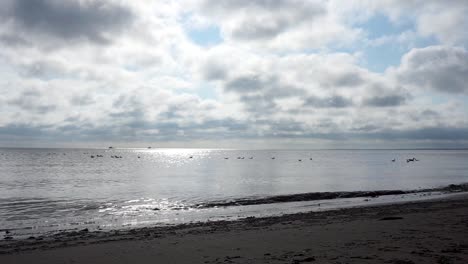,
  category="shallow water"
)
[1,148,468,236]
